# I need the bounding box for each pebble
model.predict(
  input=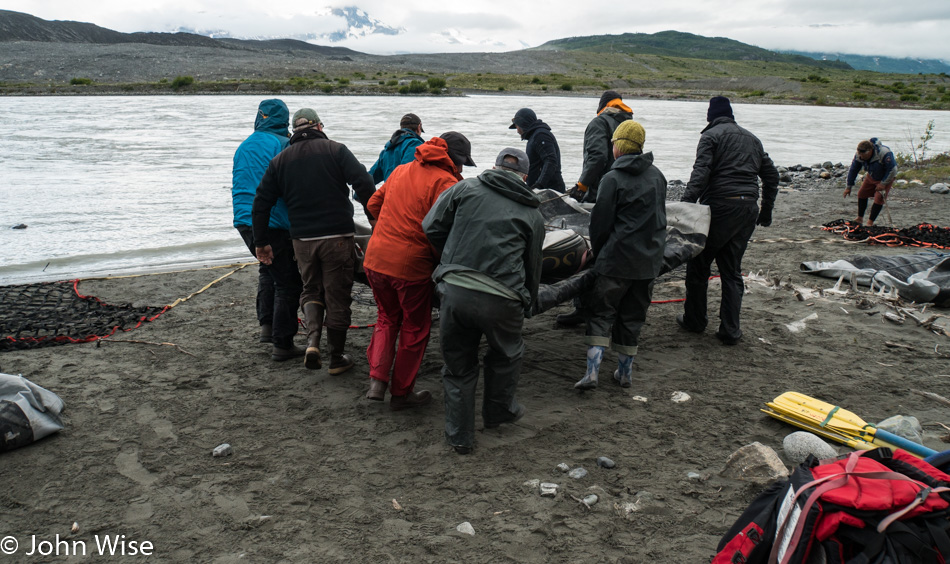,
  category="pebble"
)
[930,183,949,194]
[456,522,475,536]
[596,456,615,469]
[212,443,233,457]
[523,479,540,489]
[670,391,691,403]
[556,463,570,472]
[568,467,588,479]
[540,482,558,497]
[631,395,648,403]
[687,472,703,481]
[583,494,599,506]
